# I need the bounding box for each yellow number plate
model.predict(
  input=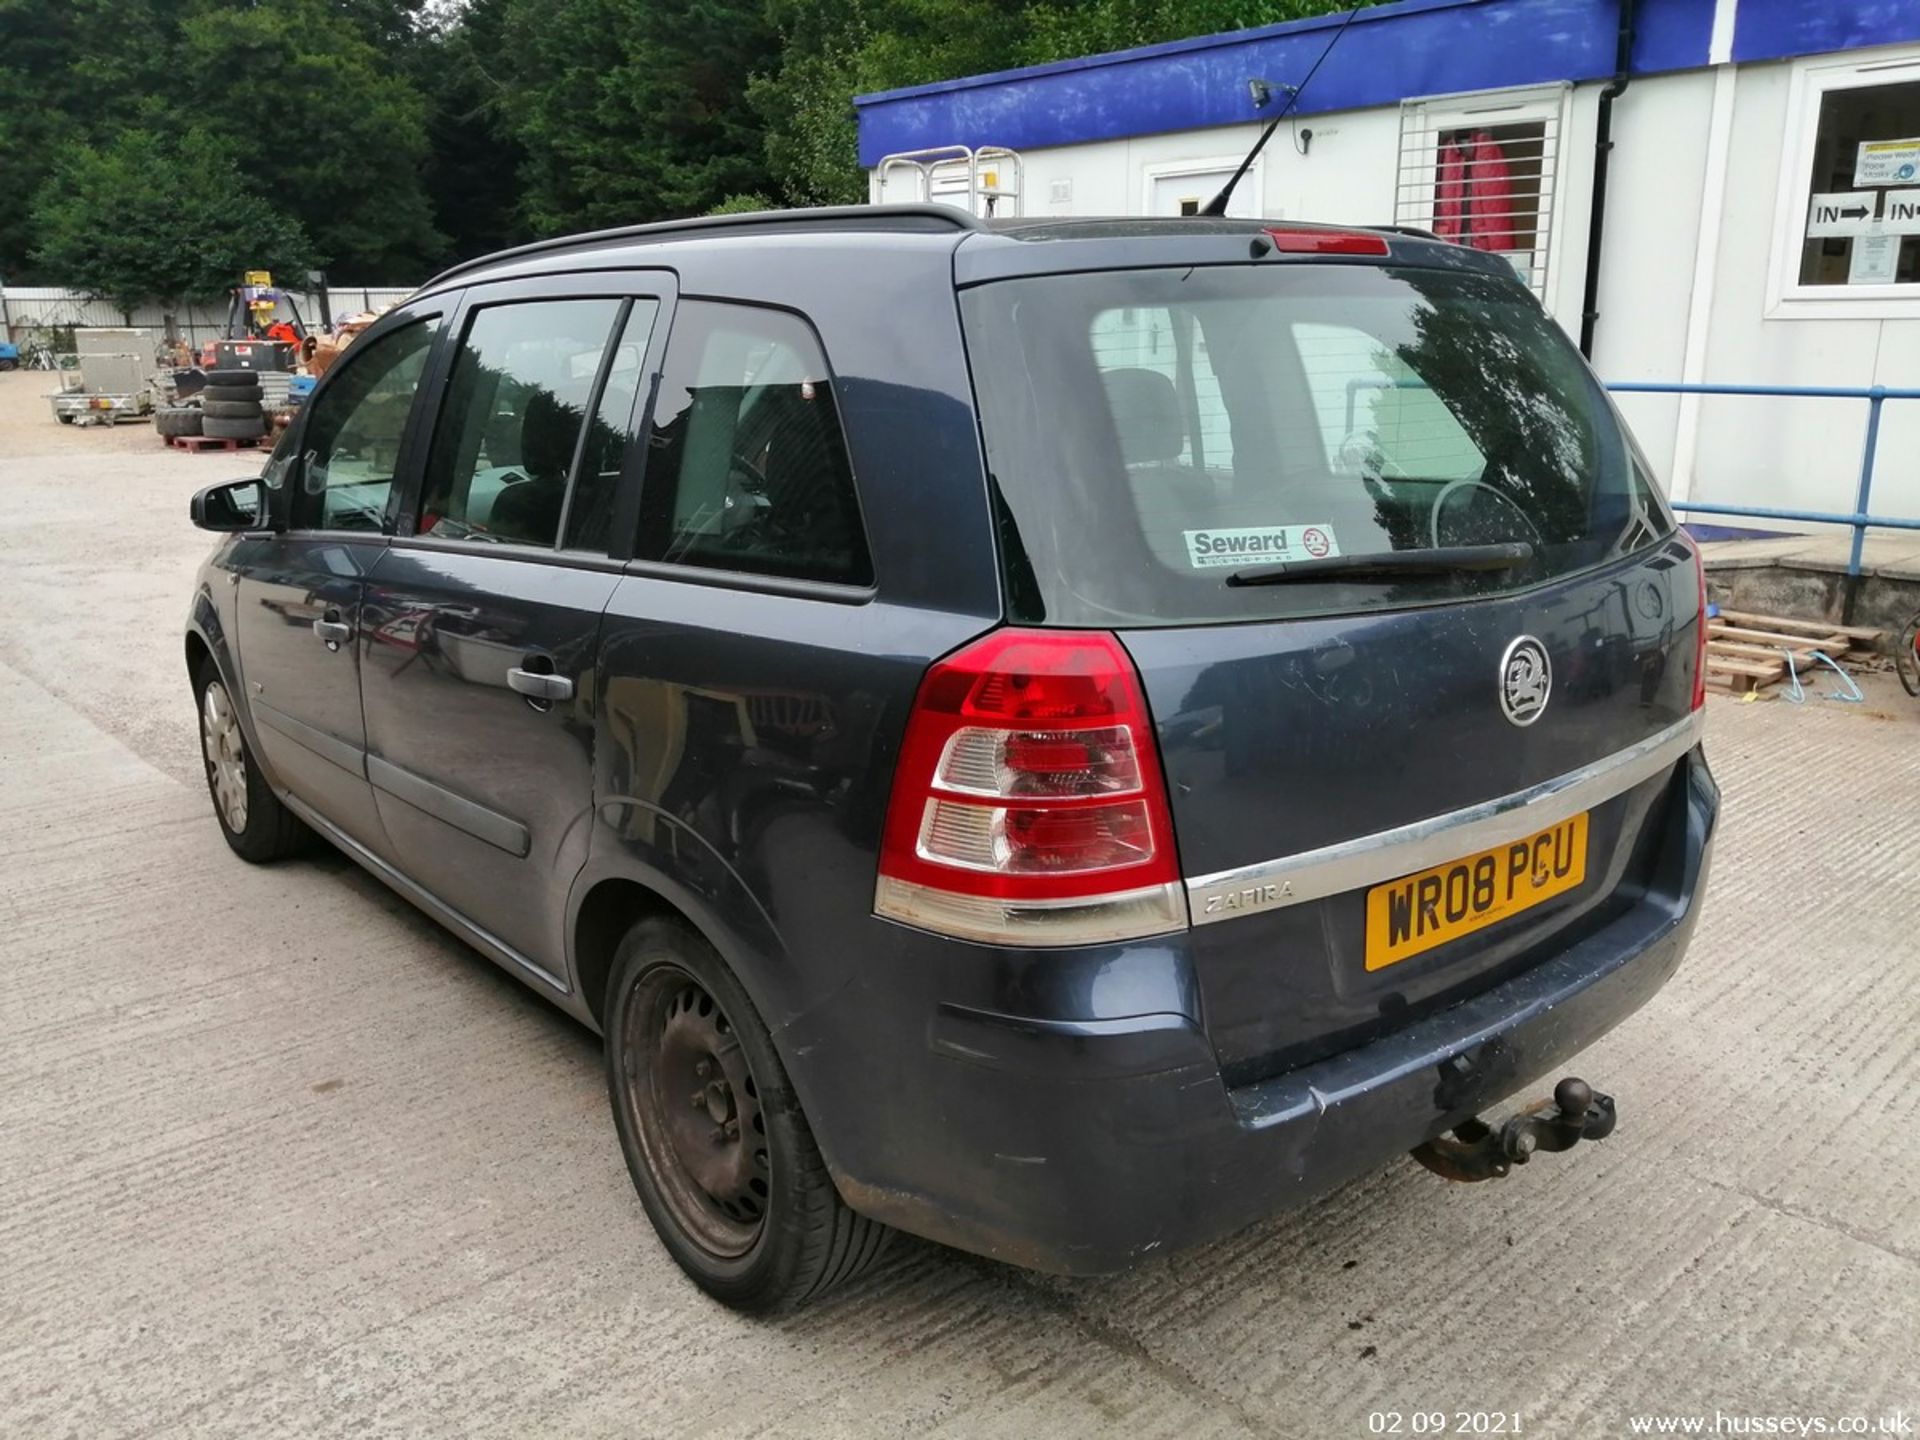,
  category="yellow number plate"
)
[1364,813,1589,972]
